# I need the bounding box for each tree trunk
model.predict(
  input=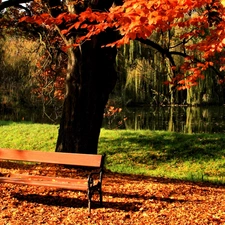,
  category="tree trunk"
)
[55,33,117,154]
